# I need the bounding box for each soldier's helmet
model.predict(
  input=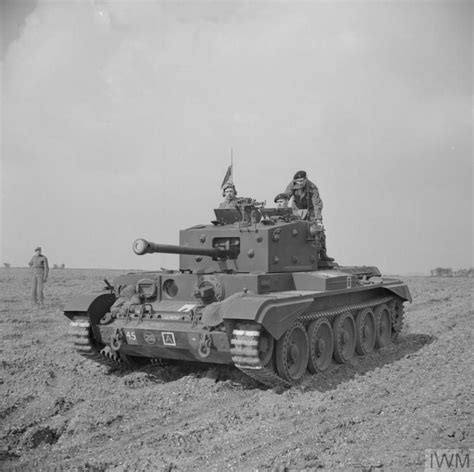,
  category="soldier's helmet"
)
[222,183,237,197]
